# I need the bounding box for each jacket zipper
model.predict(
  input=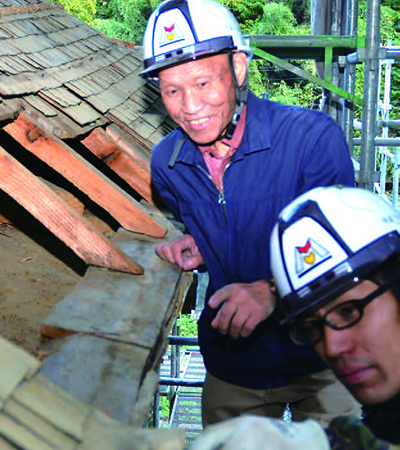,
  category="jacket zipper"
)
[196,163,229,222]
